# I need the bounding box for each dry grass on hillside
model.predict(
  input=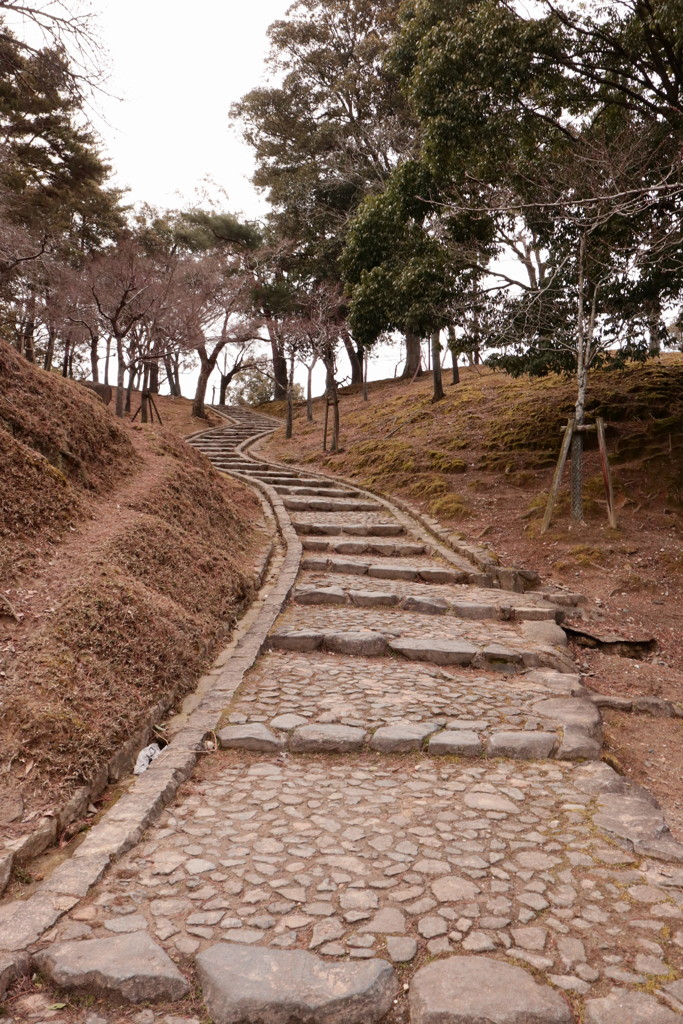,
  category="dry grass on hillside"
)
[0,344,266,826]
